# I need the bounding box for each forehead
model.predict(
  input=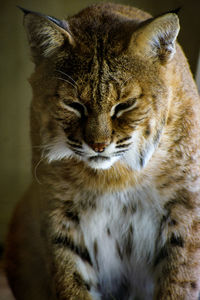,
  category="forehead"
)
[58,44,163,106]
